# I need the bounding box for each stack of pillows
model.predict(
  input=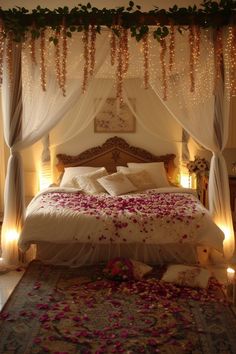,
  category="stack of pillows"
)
[59,162,171,196]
